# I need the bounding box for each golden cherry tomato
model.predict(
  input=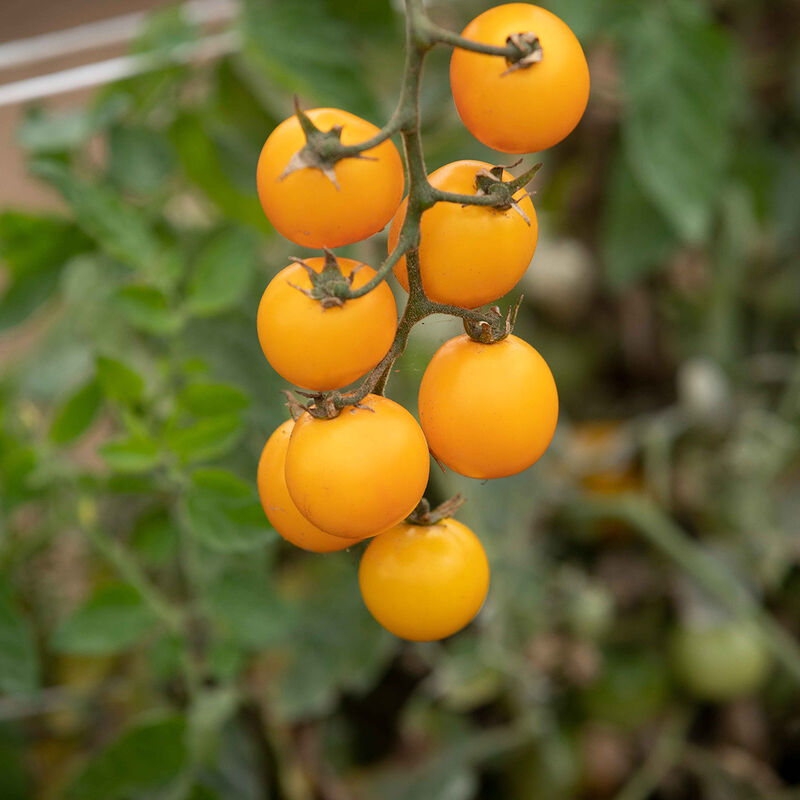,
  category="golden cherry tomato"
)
[257,108,404,248]
[388,160,537,308]
[418,334,558,478]
[359,518,489,641]
[285,394,430,538]
[450,4,590,153]
[257,257,396,391]
[257,420,360,553]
